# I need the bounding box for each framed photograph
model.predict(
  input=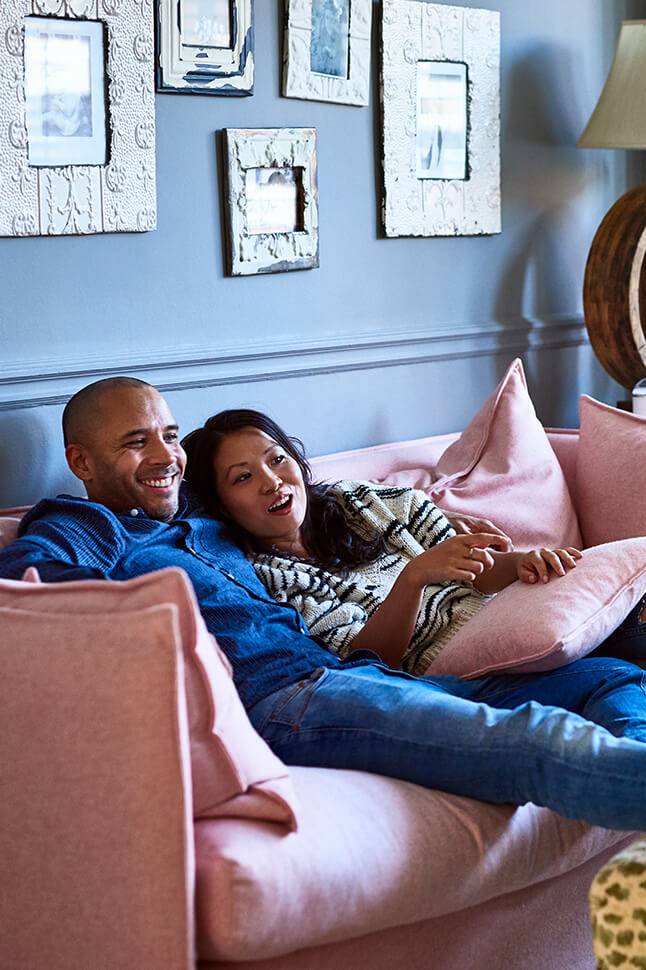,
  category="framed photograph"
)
[0,2,156,237]
[157,0,254,95]
[381,0,500,238]
[23,17,108,168]
[416,61,467,181]
[283,0,372,106]
[222,128,318,276]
